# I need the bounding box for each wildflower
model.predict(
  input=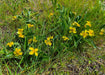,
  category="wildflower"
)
[29,47,38,56]
[84,21,91,27]
[27,24,34,28]
[72,22,80,27]
[69,27,77,33]
[88,29,94,36]
[49,13,53,16]
[12,16,17,20]
[28,39,33,44]
[45,39,52,46]
[47,36,53,40]
[7,42,14,47]
[33,36,37,43]
[99,29,105,35]
[19,34,24,38]
[17,29,24,34]
[99,32,104,35]
[80,31,88,38]
[14,48,23,56]
[62,36,69,41]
